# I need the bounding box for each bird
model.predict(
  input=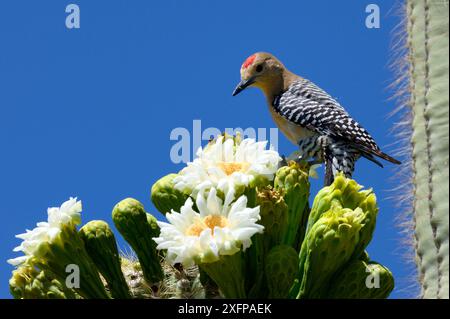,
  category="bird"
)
[232,52,400,186]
